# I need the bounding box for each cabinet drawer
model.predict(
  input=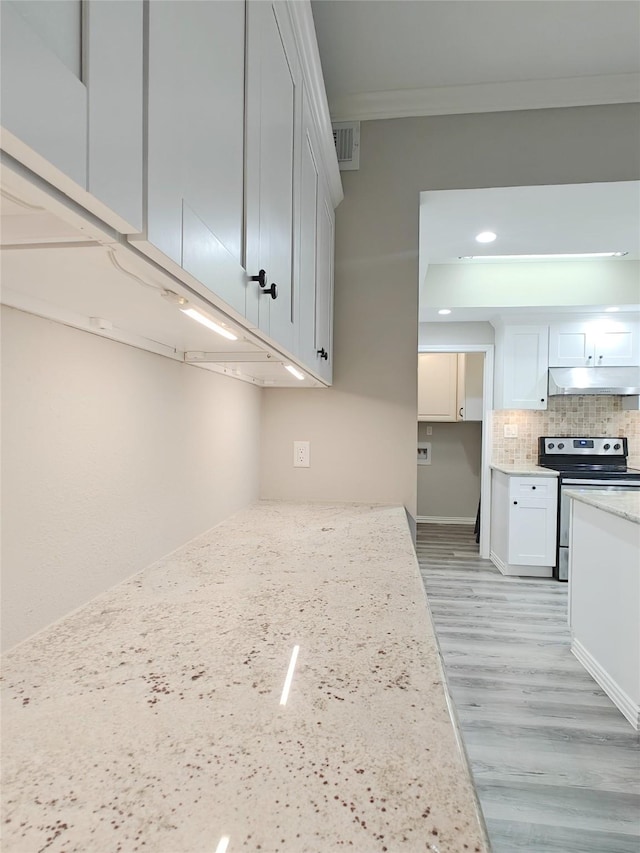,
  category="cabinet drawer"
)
[509,477,557,499]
